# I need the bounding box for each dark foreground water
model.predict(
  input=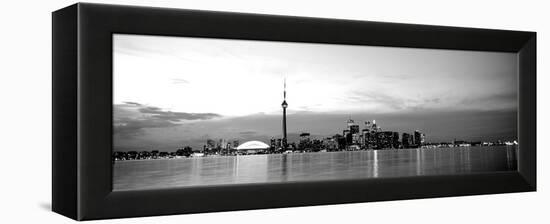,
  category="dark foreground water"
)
[113,146,517,191]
